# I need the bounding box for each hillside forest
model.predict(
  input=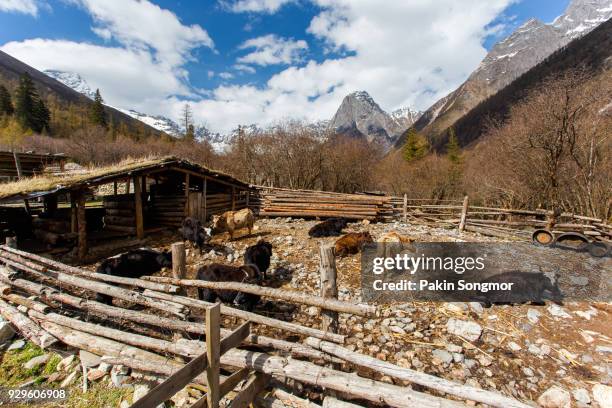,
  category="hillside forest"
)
[0,65,610,221]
